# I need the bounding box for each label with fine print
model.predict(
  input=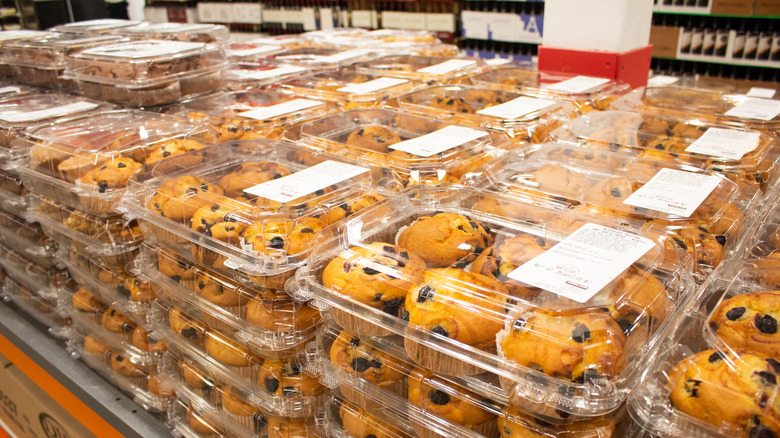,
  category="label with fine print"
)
[243,160,369,203]
[623,168,721,217]
[685,127,761,161]
[389,125,488,157]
